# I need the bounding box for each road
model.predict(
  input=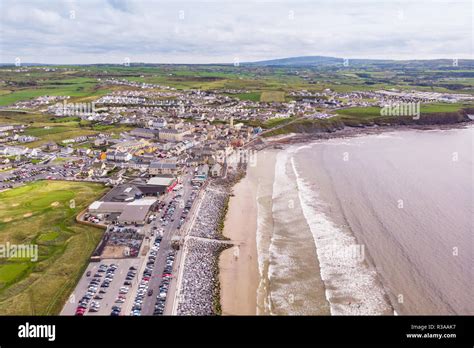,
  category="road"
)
[168,182,208,315]
[138,170,197,315]
[60,168,203,316]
